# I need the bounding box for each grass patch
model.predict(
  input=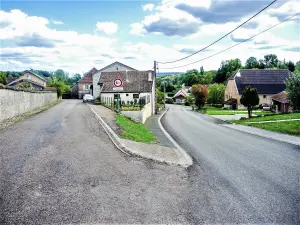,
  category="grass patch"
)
[247,121,300,137]
[197,107,273,116]
[0,100,61,130]
[229,113,300,124]
[115,114,157,144]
